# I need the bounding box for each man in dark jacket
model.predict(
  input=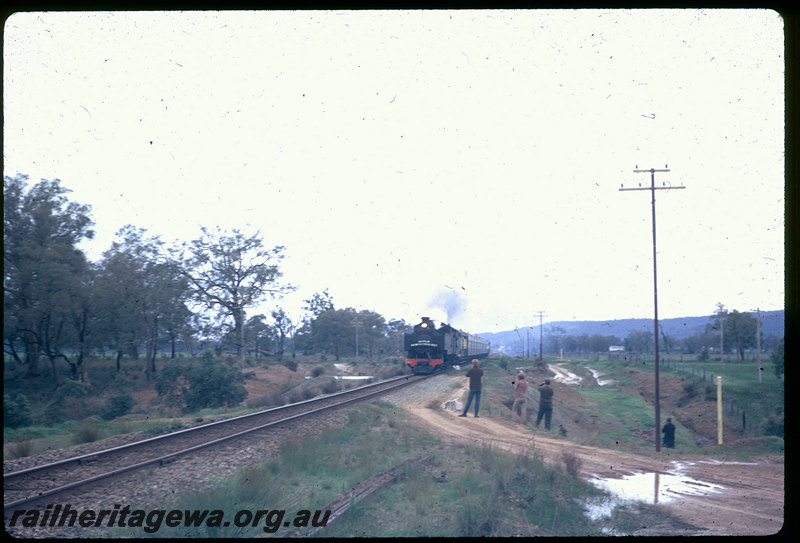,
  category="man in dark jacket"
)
[662,418,676,448]
[535,379,554,430]
[458,359,484,418]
